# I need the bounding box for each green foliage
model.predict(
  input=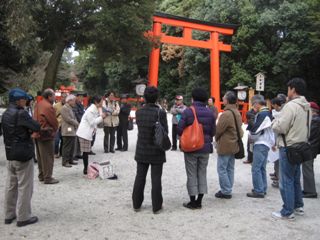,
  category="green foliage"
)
[1,0,319,102]
[154,0,320,101]
[1,0,155,91]
[159,0,203,17]
[2,0,39,64]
